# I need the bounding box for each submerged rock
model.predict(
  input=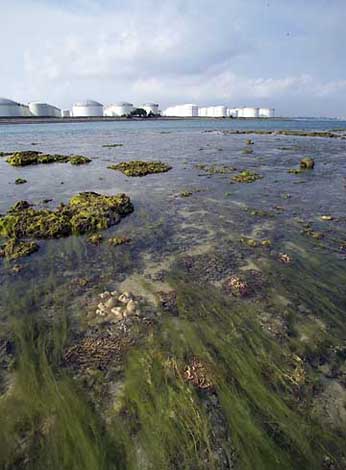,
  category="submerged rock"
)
[232,170,263,183]
[14,178,27,185]
[0,238,39,260]
[108,160,172,177]
[0,192,133,240]
[108,235,131,246]
[87,233,103,245]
